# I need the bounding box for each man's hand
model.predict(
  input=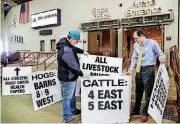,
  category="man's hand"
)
[159,55,166,64]
[122,70,131,76]
[82,71,90,78]
[83,51,89,56]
